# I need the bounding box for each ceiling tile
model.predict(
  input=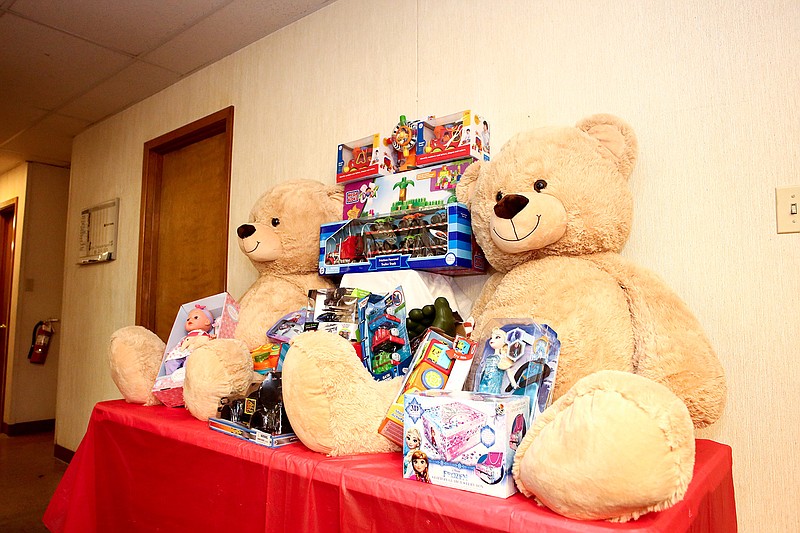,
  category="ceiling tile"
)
[1,113,90,163]
[142,0,335,74]
[0,14,132,109]
[0,102,47,144]
[60,61,182,123]
[0,151,27,176]
[9,0,230,56]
